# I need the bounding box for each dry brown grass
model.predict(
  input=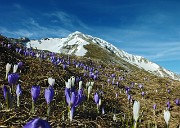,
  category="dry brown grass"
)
[0,37,179,128]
